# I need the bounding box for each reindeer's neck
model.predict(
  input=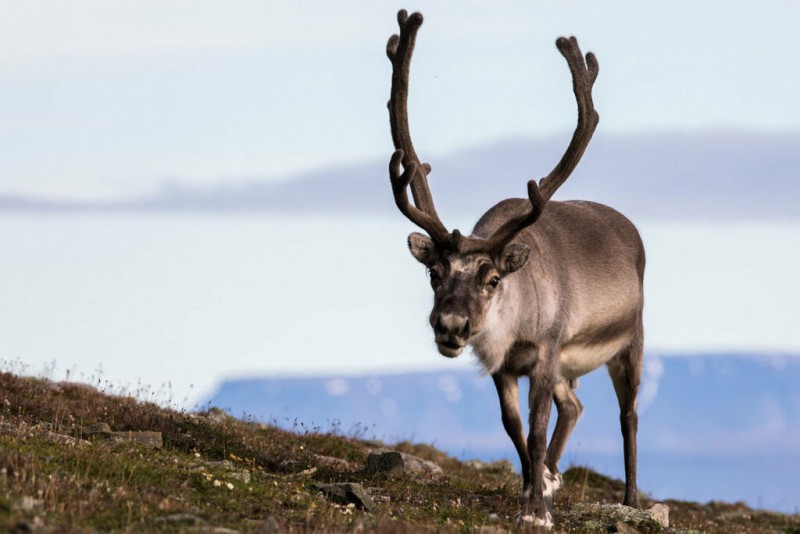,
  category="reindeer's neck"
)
[469,282,526,374]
